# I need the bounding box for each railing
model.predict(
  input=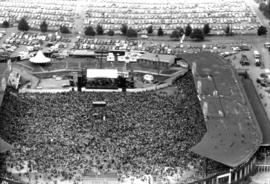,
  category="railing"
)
[187,156,257,184]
